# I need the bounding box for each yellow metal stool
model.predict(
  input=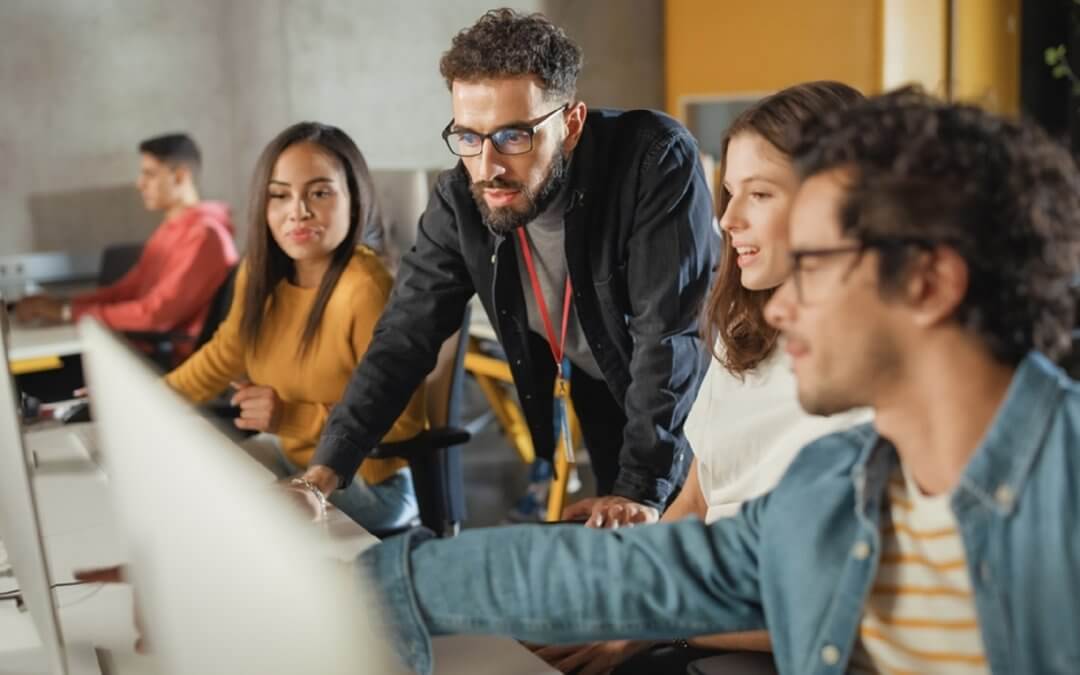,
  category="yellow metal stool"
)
[463,338,535,464]
[464,337,584,521]
[545,396,582,522]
